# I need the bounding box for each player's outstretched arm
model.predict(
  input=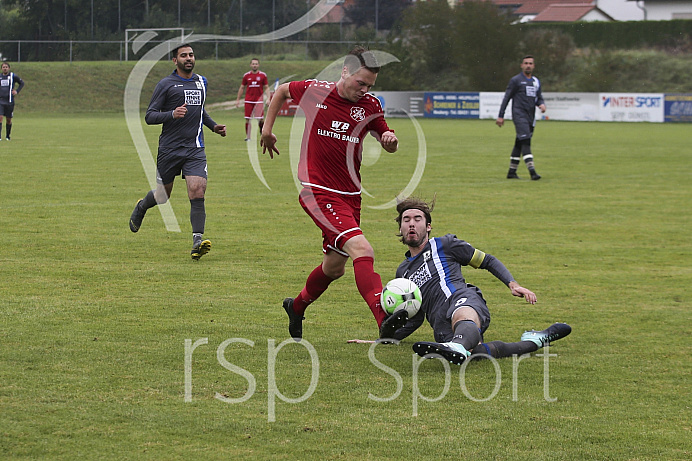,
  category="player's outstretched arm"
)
[260,82,291,159]
[508,281,537,304]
